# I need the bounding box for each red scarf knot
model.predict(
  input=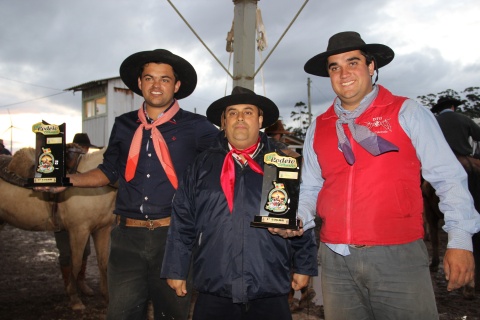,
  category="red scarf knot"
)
[220,138,263,213]
[125,101,180,189]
